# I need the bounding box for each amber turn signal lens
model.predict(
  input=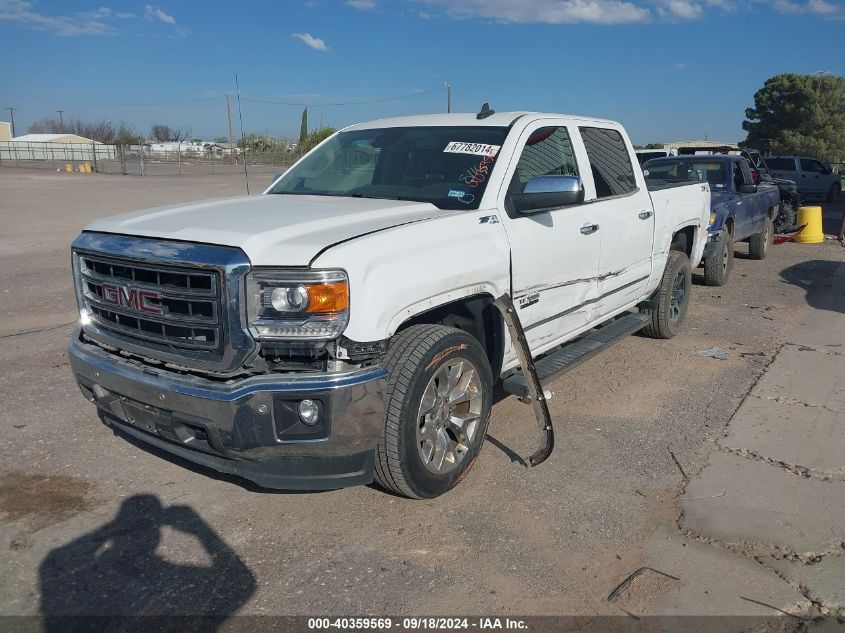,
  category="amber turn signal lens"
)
[305,281,349,314]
